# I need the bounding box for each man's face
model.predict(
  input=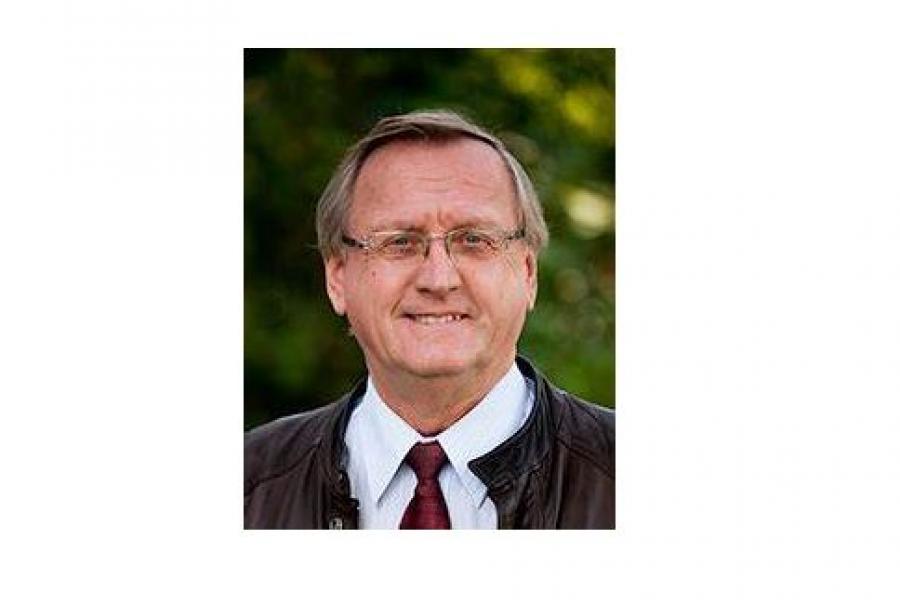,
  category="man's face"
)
[324,138,537,385]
